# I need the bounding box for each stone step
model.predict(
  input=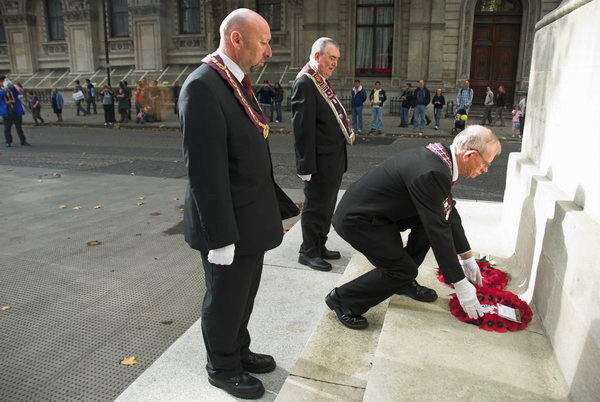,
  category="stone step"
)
[362,200,570,401]
[275,253,389,401]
